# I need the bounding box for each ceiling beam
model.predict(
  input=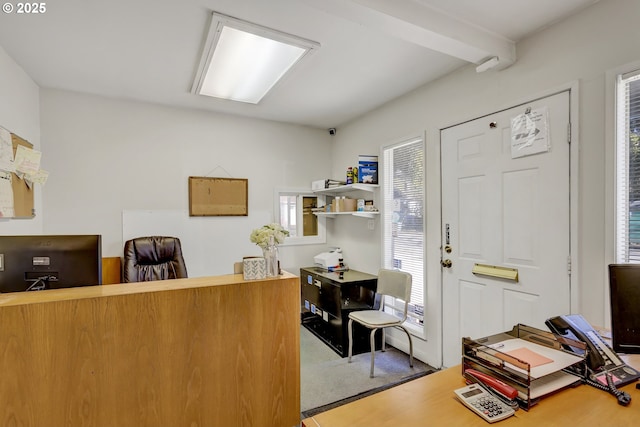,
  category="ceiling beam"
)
[304,0,516,70]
